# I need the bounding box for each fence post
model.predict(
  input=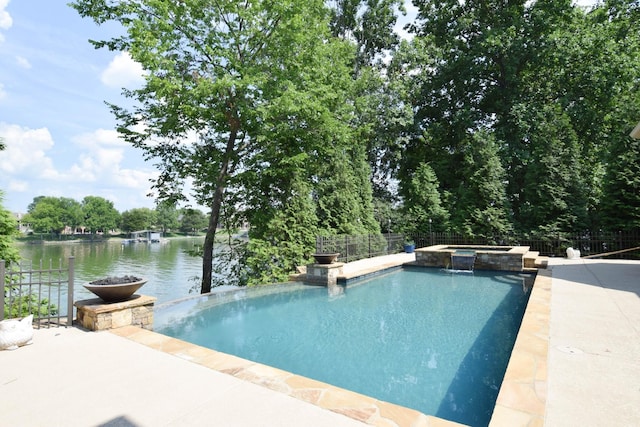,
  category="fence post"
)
[0,260,4,321]
[67,257,74,326]
[345,235,349,263]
